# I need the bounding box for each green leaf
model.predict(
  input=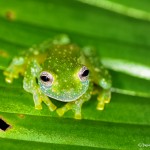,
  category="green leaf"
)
[1,112,150,150]
[0,0,150,149]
